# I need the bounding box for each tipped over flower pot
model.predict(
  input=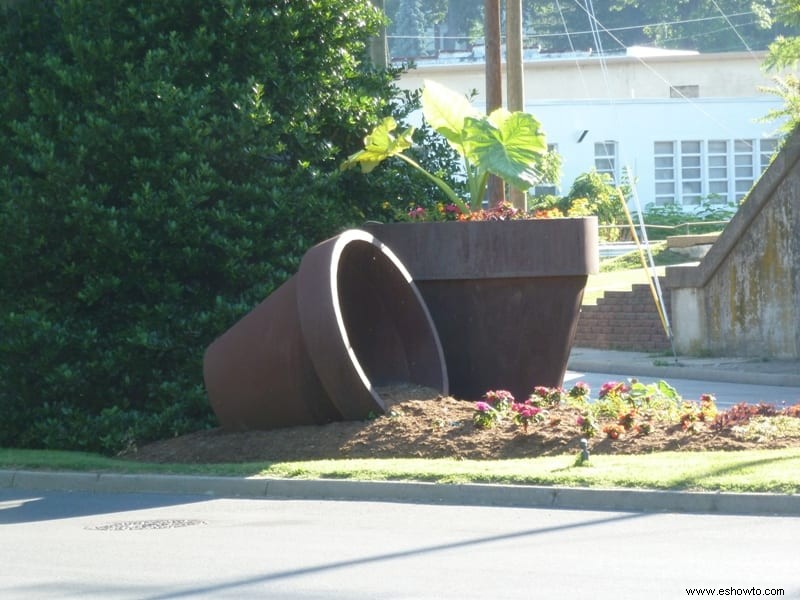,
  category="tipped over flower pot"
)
[203,229,448,431]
